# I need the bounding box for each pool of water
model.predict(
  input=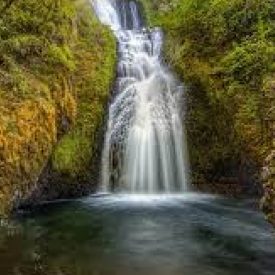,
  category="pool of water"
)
[0,193,274,275]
